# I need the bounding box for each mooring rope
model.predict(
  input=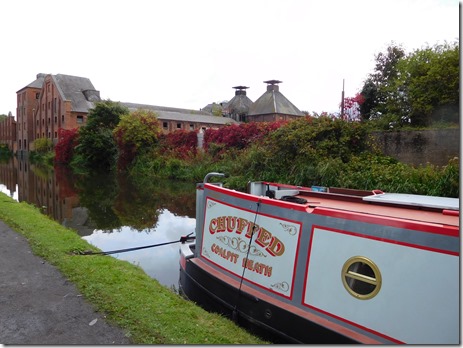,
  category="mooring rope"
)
[232,199,261,322]
[74,232,195,256]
